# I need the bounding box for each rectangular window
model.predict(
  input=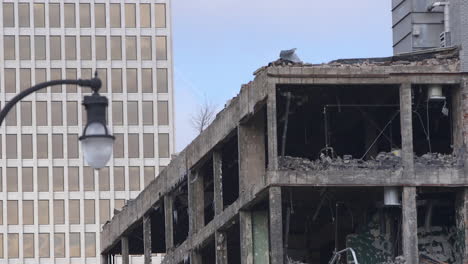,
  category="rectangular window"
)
[7,201,18,225]
[129,167,140,191]
[22,168,33,192]
[38,200,49,224]
[34,3,45,28]
[19,36,31,60]
[53,167,64,192]
[36,69,47,93]
[111,36,122,60]
[144,167,155,187]
[20,68,31,91]
[19,135,30,158]
[6,135,17,159]
[96,36,107,60]
[129,134,139,158]
[143,134,154,158]
[67,101,78,125]
[3,3,14,27]
[23,201,34,225]
[19,3,30,27]
[51,102,62,125]
[159,133,170,158]
[51,68,62,93]
[68,167,79,191]
[68,134,79,159]
[84,167,95,191]
[141,37,152,60]
[65,36,76,60]
[64,4,76,28]
[127,68,138,93]
[114,134,124,158]
[37,168,49,191]
[52,134,63,158]
[49,4,60,28]
[110,4,121,28]
[80,4,91,28]
[127,101,138,125]
[54,233,65,258]
[5,68,16,93]
[37,134,48,159]
[54,200,65,224]
[111,69,122,93]
[66,69,77,93]
[21,102,32,126]
[115,199,125,211]
[85,233,96,257]
[84,200,95,224]
[69,233,81,257]
[95,4,106,28]
[7,168,17,192]
[39,234,50,257]
[4,36,15,60]
[155,4,167,28]
[23,234,34,258]
[80,36,91,60]
[143,101,154,125]
[0,234,2,258]
[142,69,153,93]
[50,36,61,60]
[126,36,137,60]
[156,36,167,60]
[114,167,125,191]
[5,104,15,125]
[157,68,168,93]
[112,102,123,125]
[69,199,80,224]
[36,102,47,125]
[98,68,108,92]
[100,200,110,225]
[99,167,110,191]
[8,234,19,258]
[140,4,151,28]
[35,36,46,60]
[125,4,136,28]
[158,101,169,125]
[0,201,2,225]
